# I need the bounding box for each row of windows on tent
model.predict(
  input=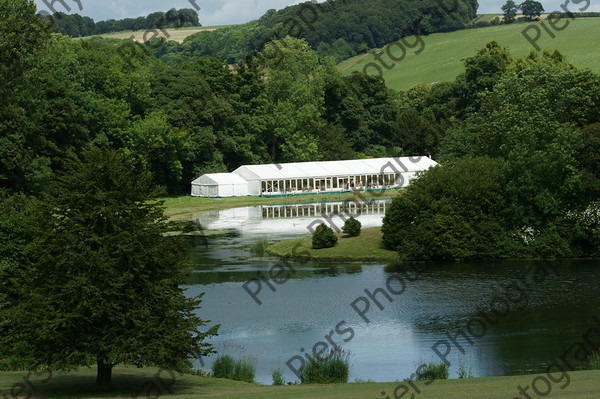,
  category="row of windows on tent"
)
[260,173,405,193]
